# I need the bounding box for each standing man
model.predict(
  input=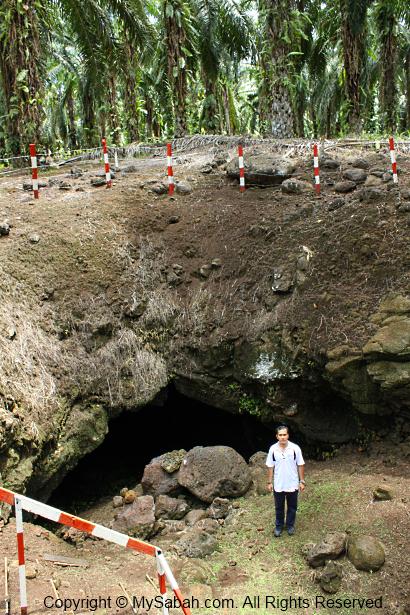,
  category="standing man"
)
[266,425,305,537]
